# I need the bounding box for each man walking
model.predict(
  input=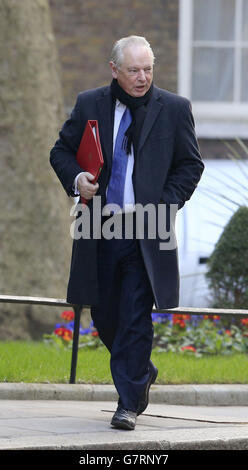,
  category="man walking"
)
[50,35,204,430]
